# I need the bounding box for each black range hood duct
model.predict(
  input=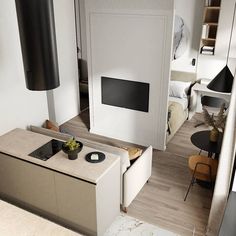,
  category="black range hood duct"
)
[15,0,60,91]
